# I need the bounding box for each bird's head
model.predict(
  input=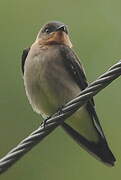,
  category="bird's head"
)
[36,21,72,48]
